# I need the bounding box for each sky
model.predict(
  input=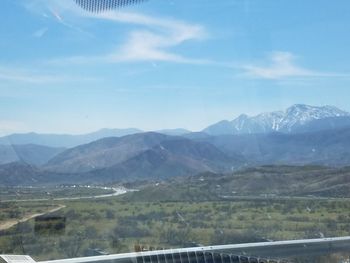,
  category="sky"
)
[1,0,350,135]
